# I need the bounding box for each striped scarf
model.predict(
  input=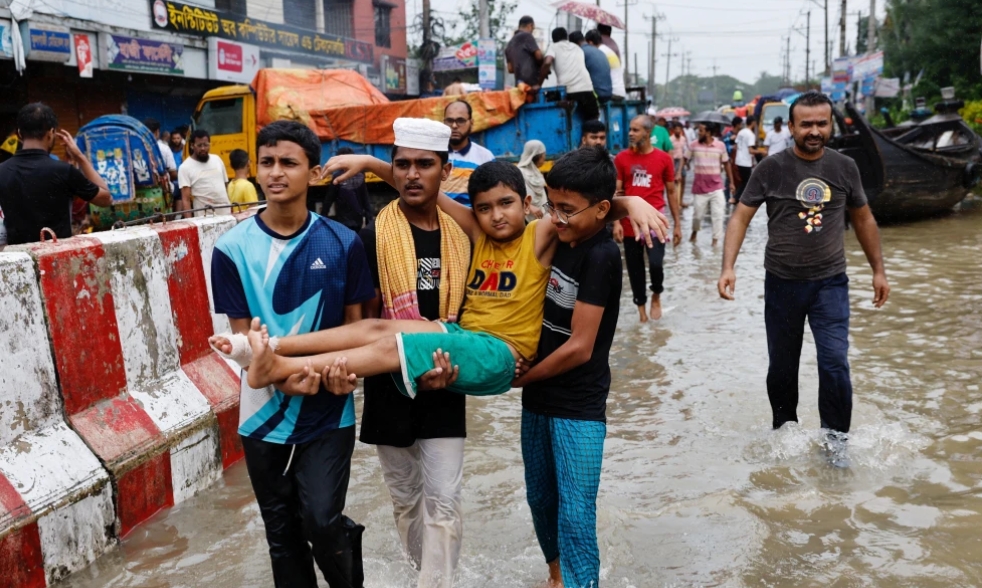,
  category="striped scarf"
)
[375,200,470,322]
